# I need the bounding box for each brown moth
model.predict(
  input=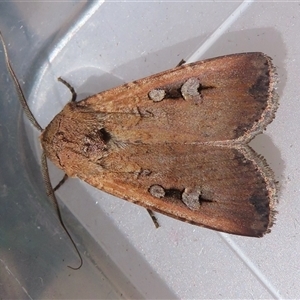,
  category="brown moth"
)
[40,52,278,237]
